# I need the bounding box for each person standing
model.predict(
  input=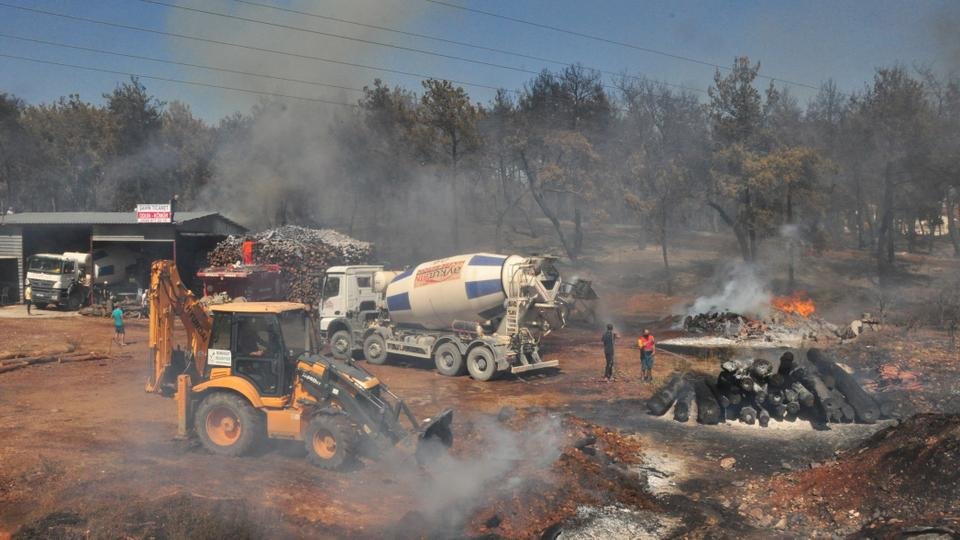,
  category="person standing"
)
[24,280,32,315]
[112,301,125,347]
[638,329,656,382]
[601,323,618,380]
